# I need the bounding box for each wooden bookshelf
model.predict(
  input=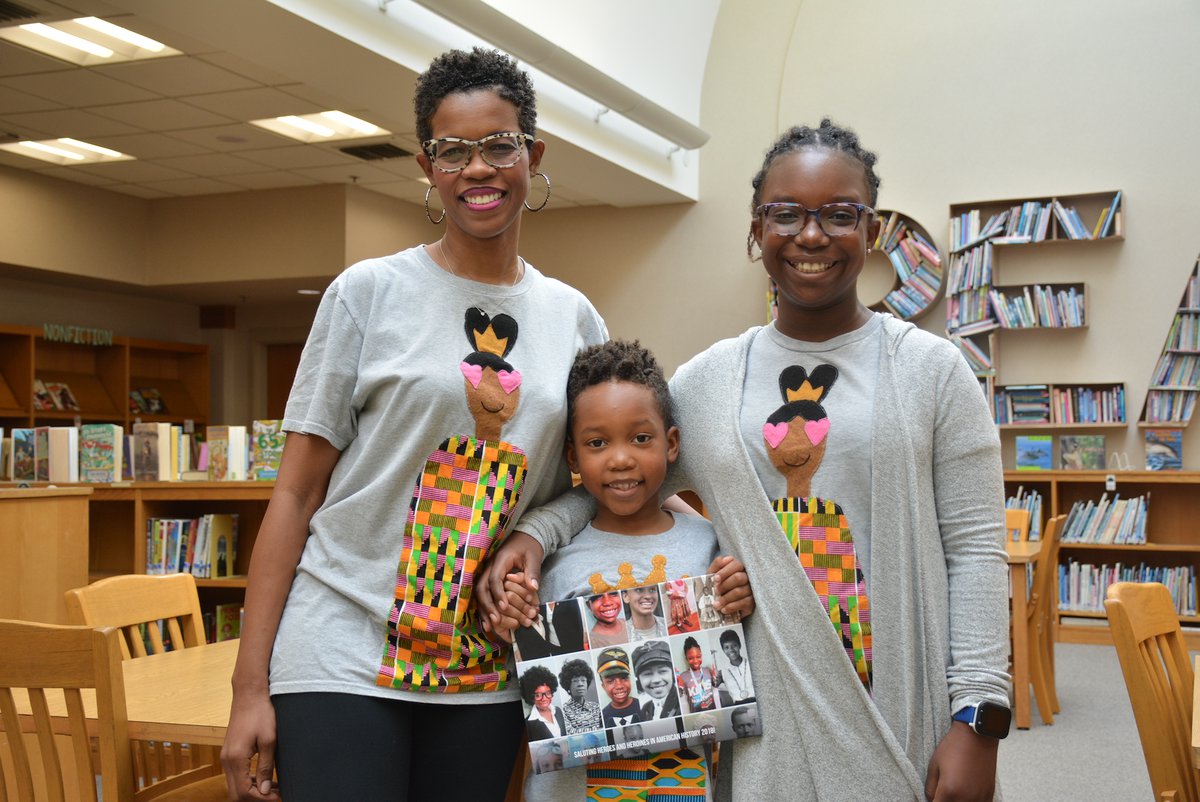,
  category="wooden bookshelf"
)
[994,382,1127,427]
[1138,256,1199,429]
[1004,470,1200,649]
[867,208,945,321]
[0,324,209,431]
